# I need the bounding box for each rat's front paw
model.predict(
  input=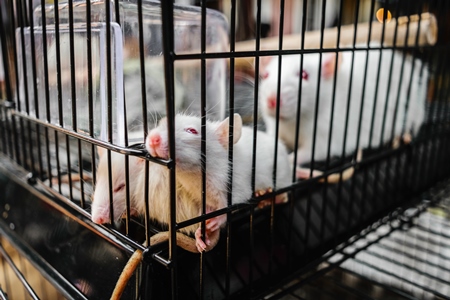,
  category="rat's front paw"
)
[195,227,208,252]
[194,226,221,252]
[254,188,273,208]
